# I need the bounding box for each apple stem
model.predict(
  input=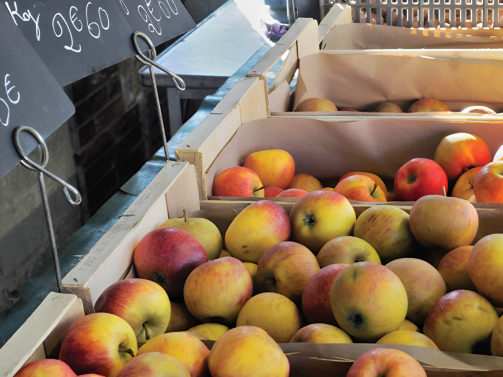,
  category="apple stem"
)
[183,209,188,222]
[143,323,150,340]
[232,209,239,216]
[124,349,135,358]
[254,185,266,193]
[441,186,447,196]
[370,183,378,196]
